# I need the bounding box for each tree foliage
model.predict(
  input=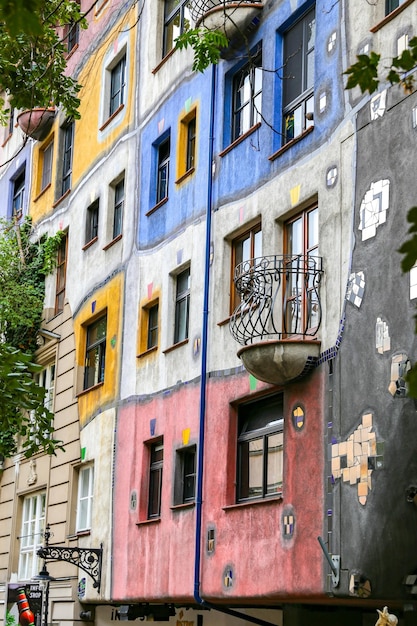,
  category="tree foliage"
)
[0,217,64,459]
[175,28,229,73]
[345,37,417,95]
[0,0,87,121]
